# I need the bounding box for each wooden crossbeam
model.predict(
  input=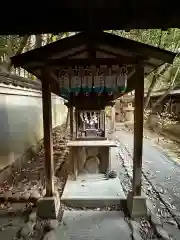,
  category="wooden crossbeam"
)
[25,57,139,69]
